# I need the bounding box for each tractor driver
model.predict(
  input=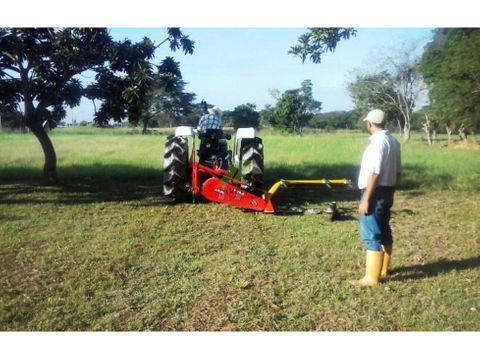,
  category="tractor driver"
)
[196,106,229,168]
[197,106,223,133]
